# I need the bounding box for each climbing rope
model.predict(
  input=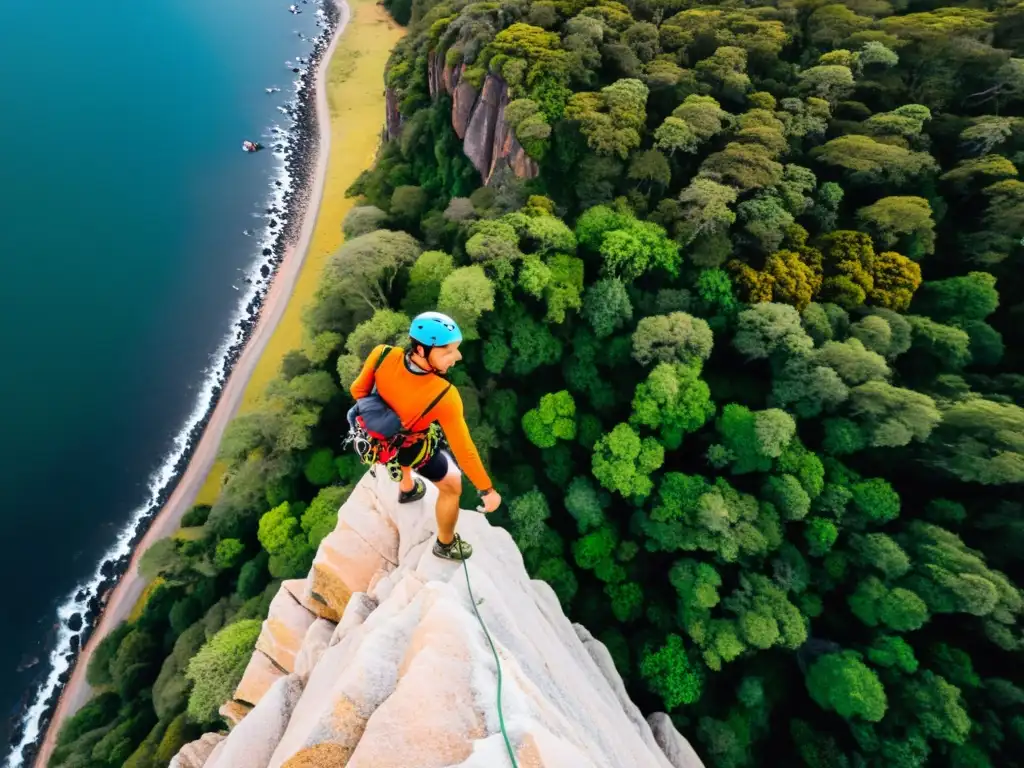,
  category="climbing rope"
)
[462,557,519,768]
